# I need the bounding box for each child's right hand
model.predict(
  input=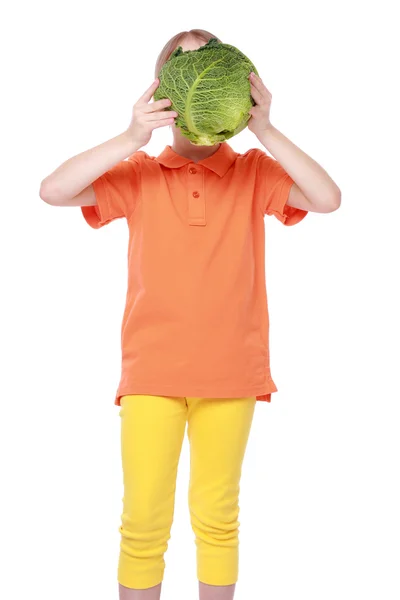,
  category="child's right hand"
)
[125,79,177,148]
